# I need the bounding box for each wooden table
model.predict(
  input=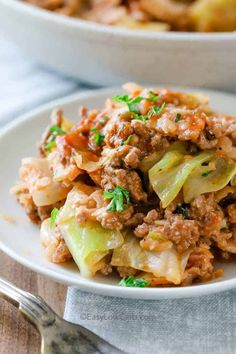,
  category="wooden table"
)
[0,251,67,354]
